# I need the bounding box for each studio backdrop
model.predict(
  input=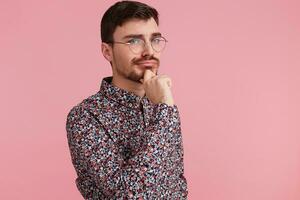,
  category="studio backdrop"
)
[0,0,299,199]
